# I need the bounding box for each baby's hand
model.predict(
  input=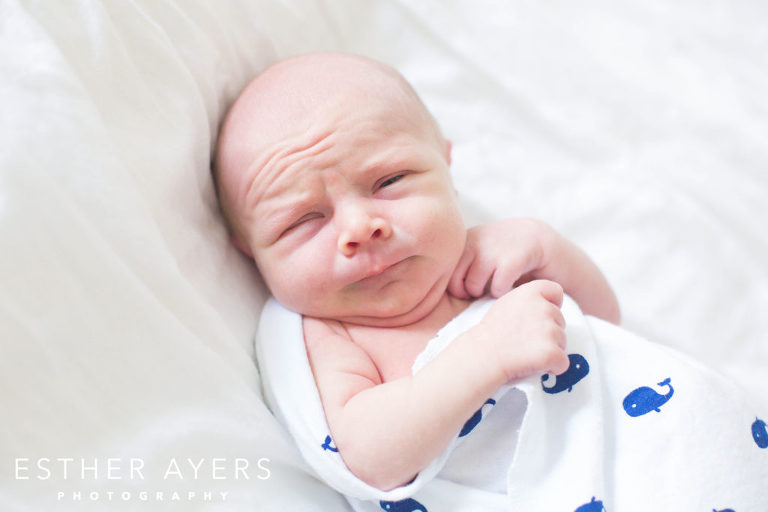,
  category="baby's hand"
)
[449,218,553,299]
[449,218,621,324]
[474,279,569,383]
